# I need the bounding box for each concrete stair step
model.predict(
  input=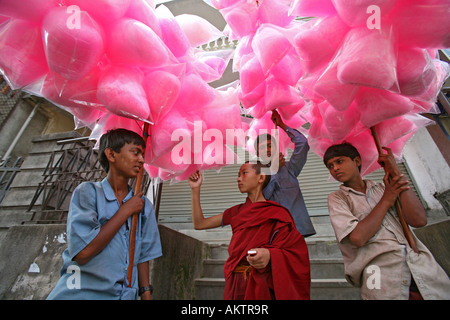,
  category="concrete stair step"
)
[310,258,345,279]
[310,279,360,300]
[166,222,358,300]
[194,278,360,300]
[305,238,343,259]
[195,278,225,300]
